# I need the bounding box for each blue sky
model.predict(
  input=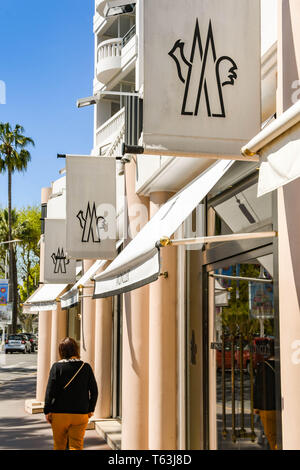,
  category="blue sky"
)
[0,0,95,208]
